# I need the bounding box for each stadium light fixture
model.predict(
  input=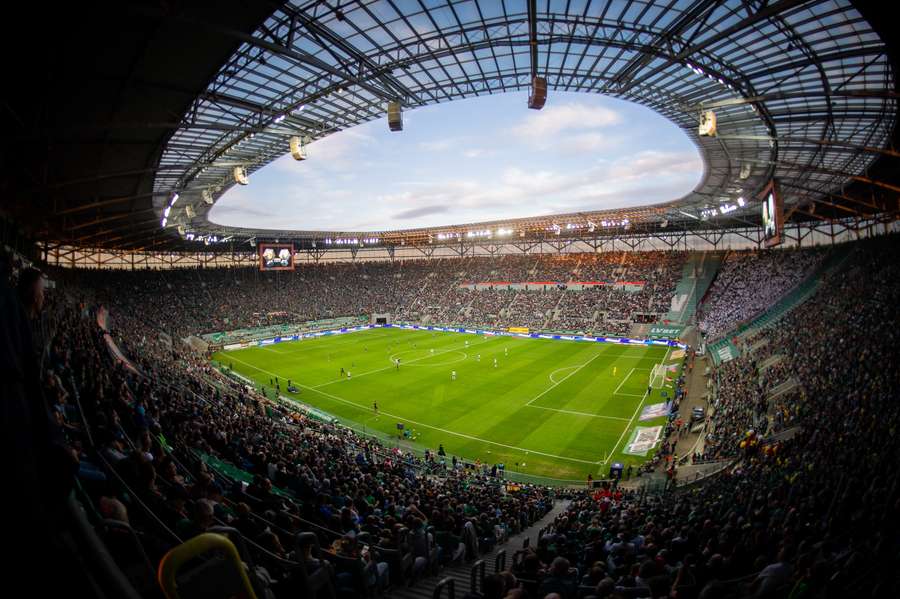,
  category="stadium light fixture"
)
[290,136,308,161]
[528,76,547,110]
[698,110,717,137]
[718,203,738,215]
[387,101,403,131]
[274,114,286,123]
